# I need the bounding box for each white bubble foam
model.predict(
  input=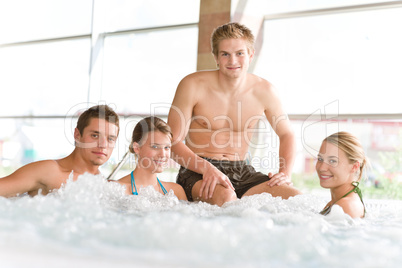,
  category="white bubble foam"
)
[1,173,402,268]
